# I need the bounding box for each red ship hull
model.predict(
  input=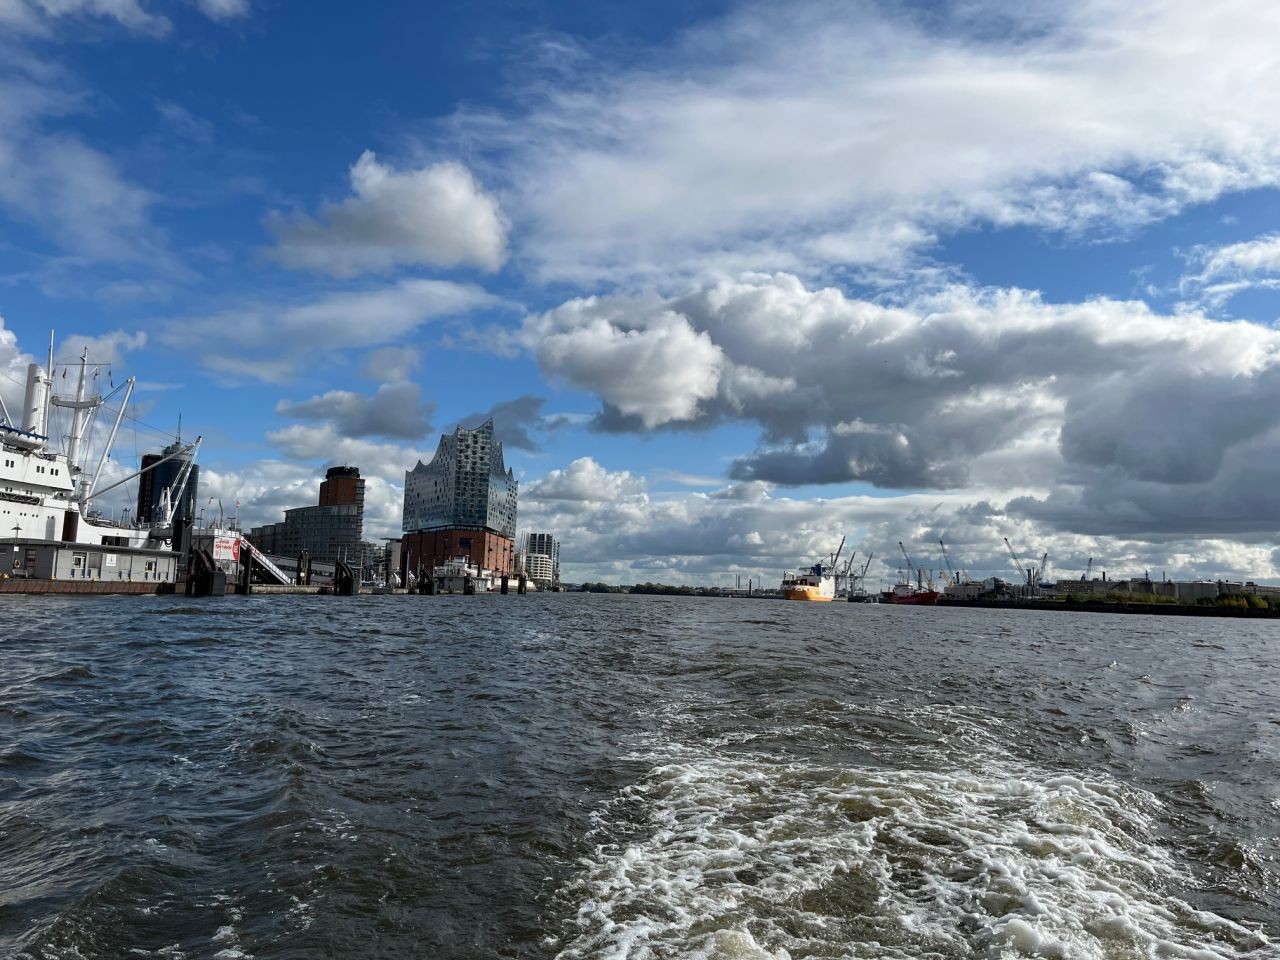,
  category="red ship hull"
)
[890,590,941,605]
